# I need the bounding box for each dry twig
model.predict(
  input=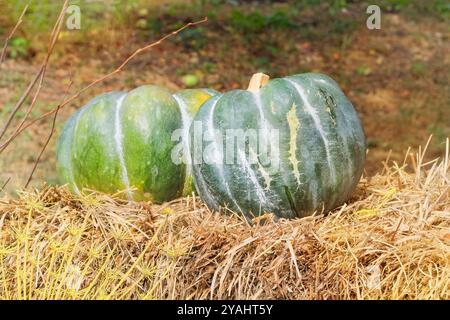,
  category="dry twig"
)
[0,1,69,143]
[0,16,208,154]
[0,4,28,65]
